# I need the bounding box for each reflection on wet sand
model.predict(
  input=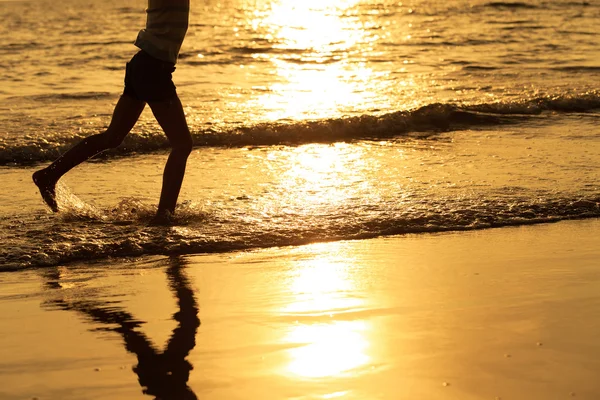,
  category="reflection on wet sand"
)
[42,258,200,400]
[281,242,372,379]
